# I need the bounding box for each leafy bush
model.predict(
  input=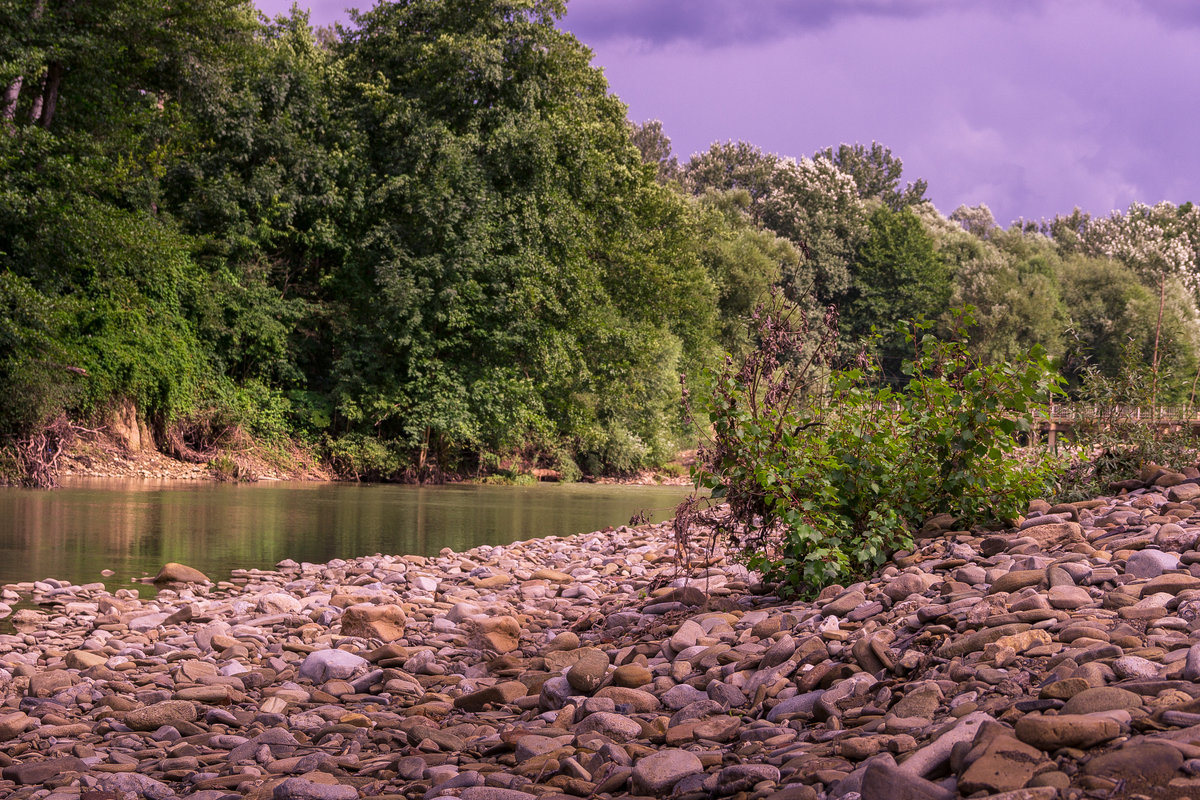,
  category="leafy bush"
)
[322,434,407,482]
[1052,339,1198,501]
[688,302,1061,596]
